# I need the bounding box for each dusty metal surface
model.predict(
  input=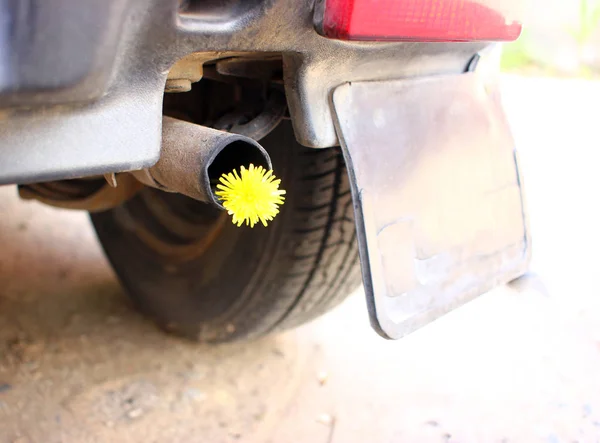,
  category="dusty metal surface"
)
[213,90,287,141]
[0,0,485,185]
[18,175,143,212]
[135,117,271,207]
[332,73,530,339]
[165,52,233,92]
